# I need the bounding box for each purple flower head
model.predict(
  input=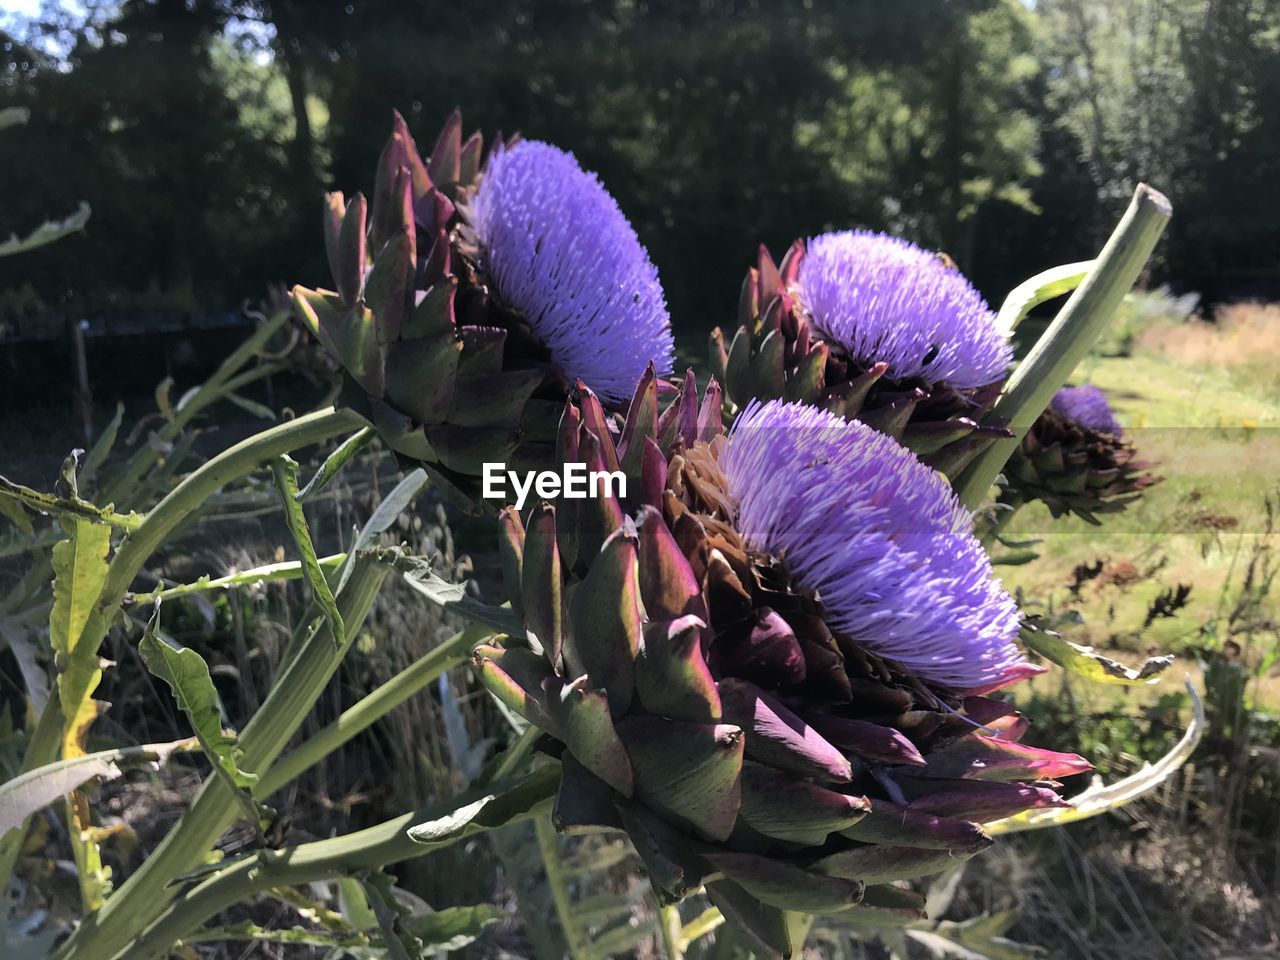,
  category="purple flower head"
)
[472,140,675,403]
[1051,384,1122,435]
[796,231,1012,389]
[721,399,1024,690]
